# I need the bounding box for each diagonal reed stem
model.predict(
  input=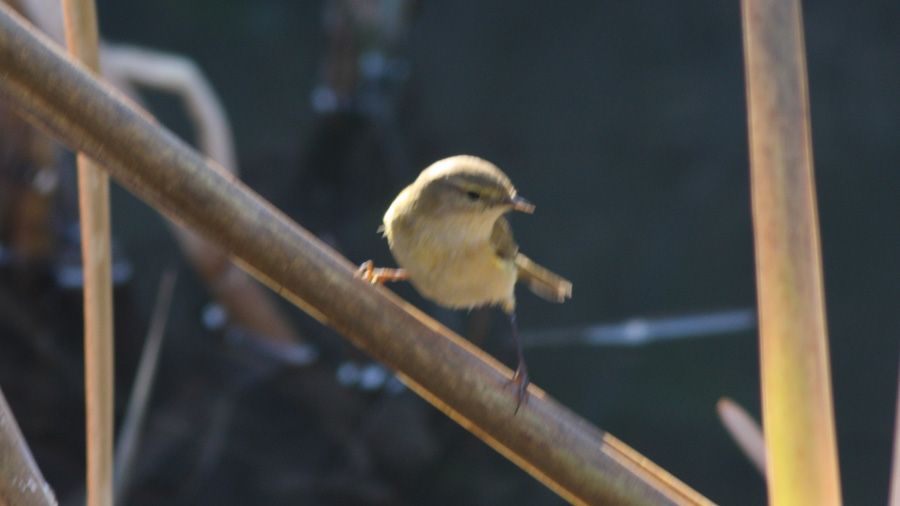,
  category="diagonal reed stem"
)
[59,1,114,506]
[741,0,842,504]
[0,387,58,506]
[716,397,765,476]
[114,270,176,504]
[0,5,712,504]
